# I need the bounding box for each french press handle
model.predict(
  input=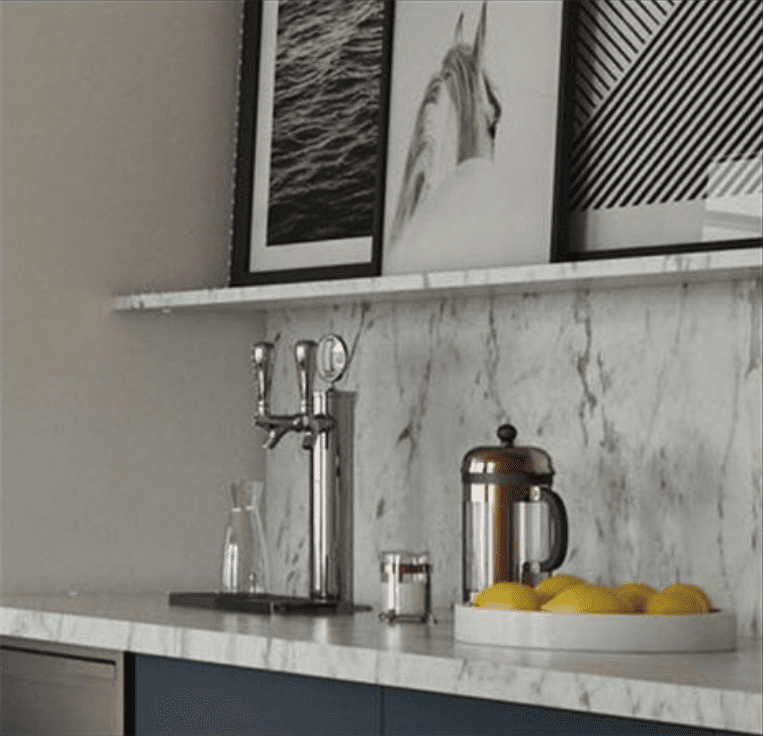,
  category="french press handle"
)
[537,487,568,573]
